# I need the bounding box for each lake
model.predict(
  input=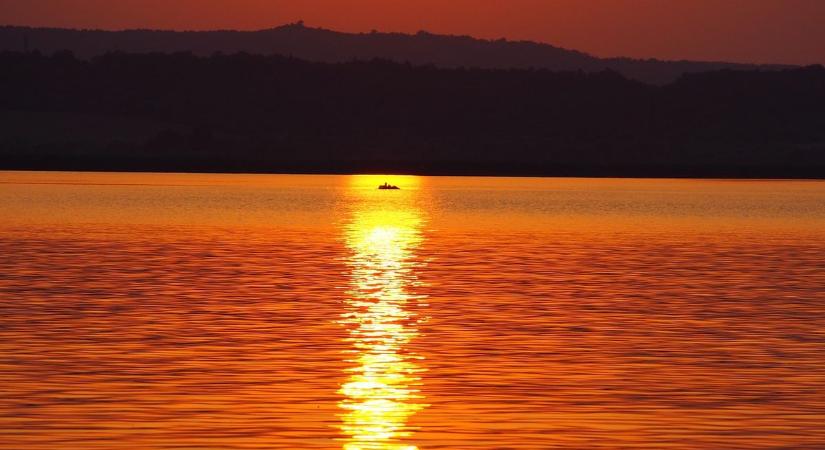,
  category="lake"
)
[1,171,824,449]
